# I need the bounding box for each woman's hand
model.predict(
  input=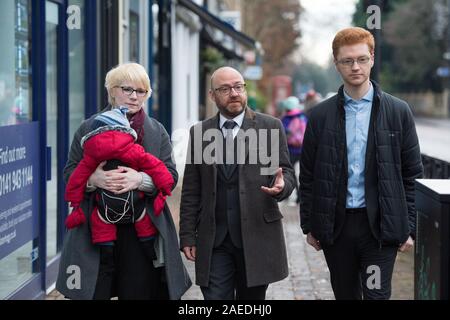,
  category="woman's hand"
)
[88,161,109,189]
[108,166,142,194]
[88,162,142,193]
